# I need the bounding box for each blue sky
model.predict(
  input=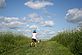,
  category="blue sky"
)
[0,0,82,39]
